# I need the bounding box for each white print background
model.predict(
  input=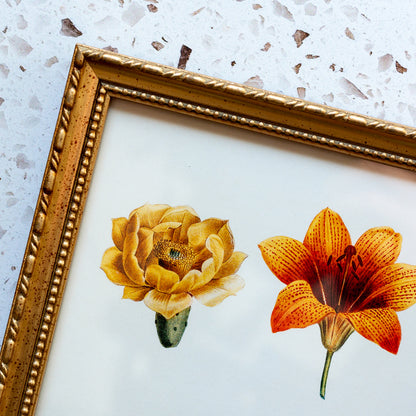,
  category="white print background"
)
[2,1,416,342]
[37,99,416,415]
